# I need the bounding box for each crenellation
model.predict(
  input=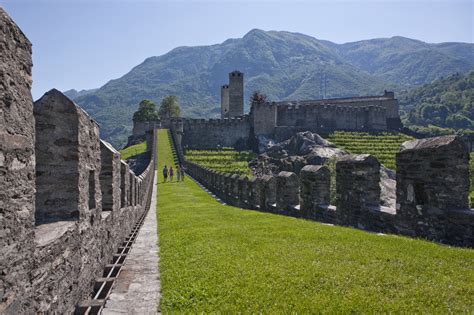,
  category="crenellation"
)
[183,134,472,246]
[299,165,330,215]
[1,26,156,311]
[100,140,121,212]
